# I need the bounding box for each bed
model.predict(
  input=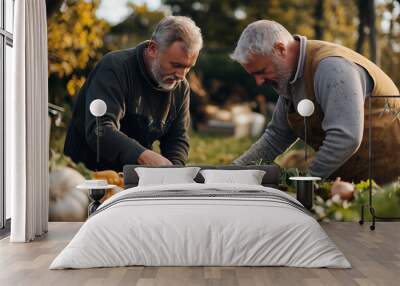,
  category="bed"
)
[49,165,351,269]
